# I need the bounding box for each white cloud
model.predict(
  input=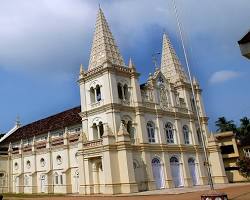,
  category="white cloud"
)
[209,70,241,84]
